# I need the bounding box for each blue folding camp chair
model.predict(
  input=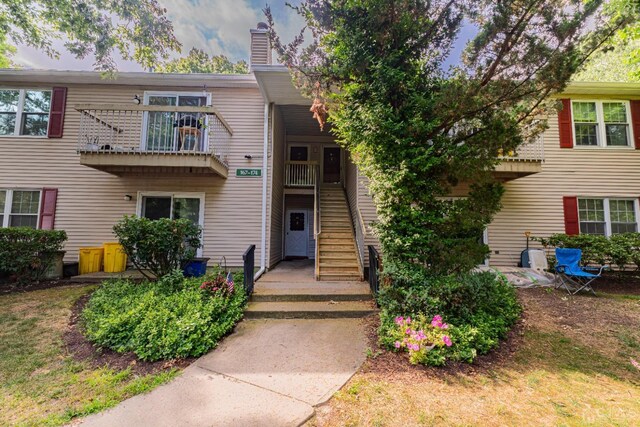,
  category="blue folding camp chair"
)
[554,248,607,295]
